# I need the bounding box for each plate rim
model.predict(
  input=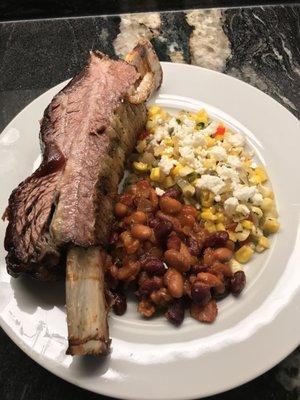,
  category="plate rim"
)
[1,61,300,400]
